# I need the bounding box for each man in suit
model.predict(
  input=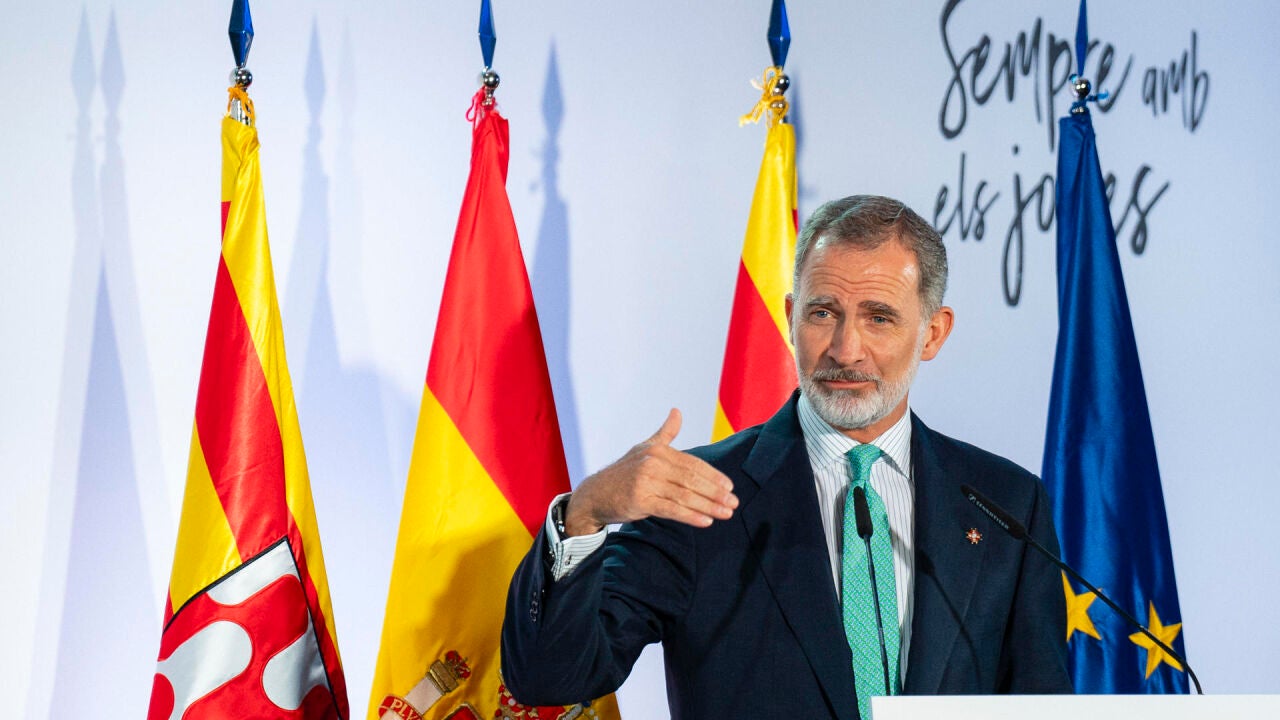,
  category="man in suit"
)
[502,195,1072,718]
